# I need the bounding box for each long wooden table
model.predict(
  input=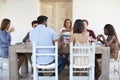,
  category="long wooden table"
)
[9,44,110,80]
